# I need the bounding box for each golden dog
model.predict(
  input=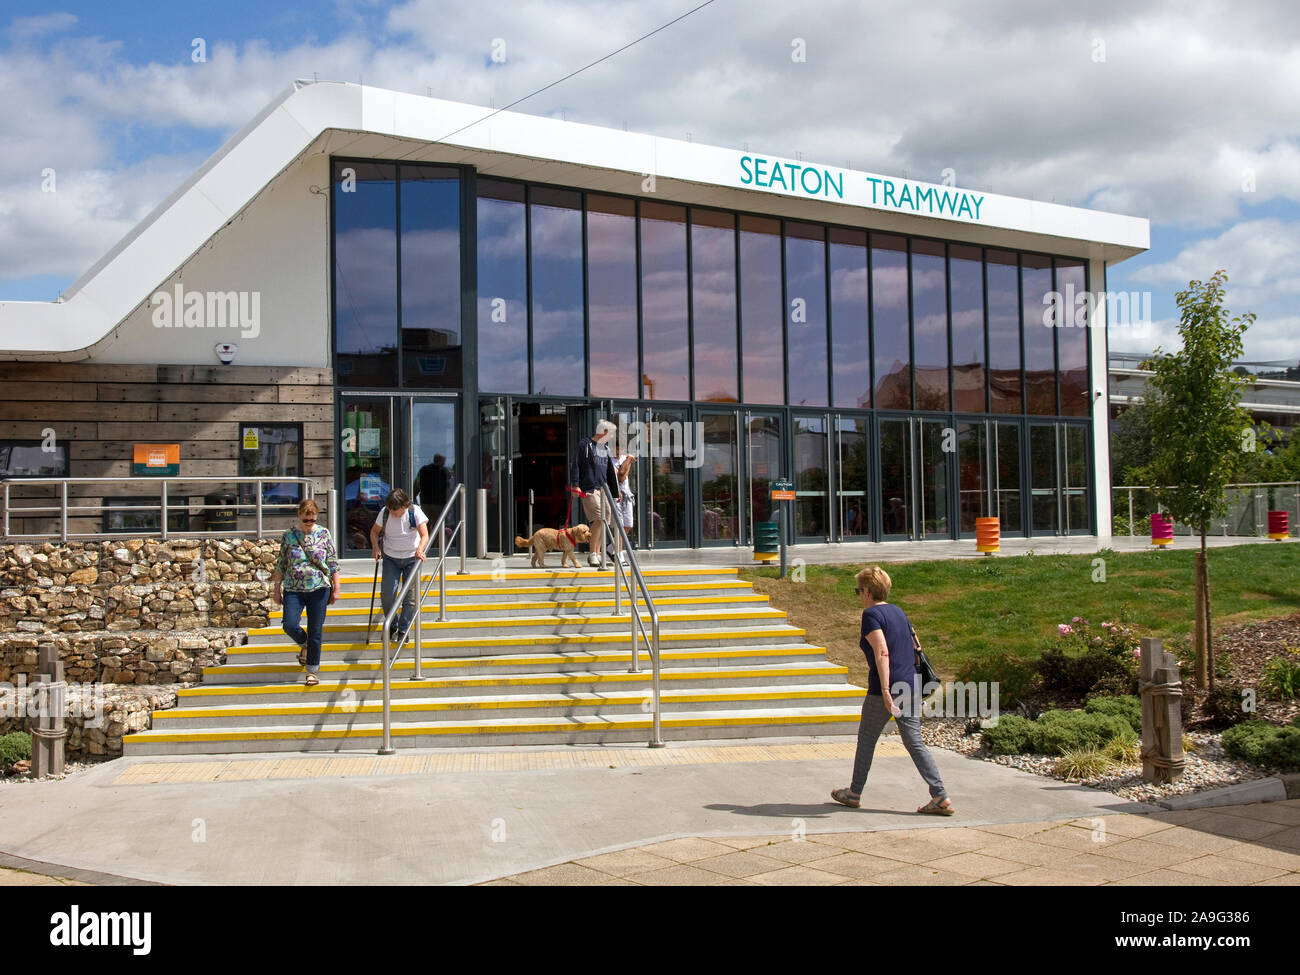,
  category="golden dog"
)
[515,523,592,569]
